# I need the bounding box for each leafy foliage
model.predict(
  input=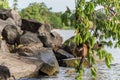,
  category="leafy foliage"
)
[61,7,75,29]
[62,0,120,79]
[19,2,63,29]
[0,0,9,9]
